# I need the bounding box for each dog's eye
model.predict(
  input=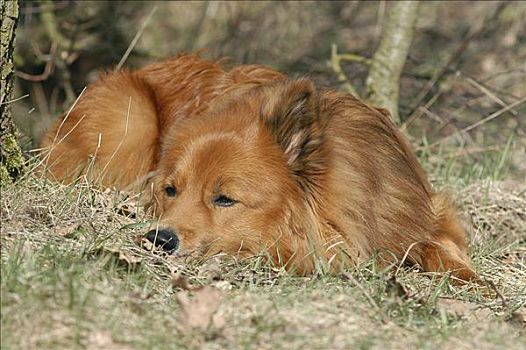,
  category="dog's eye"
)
[212,194,237,207]
[164,186,177,197]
